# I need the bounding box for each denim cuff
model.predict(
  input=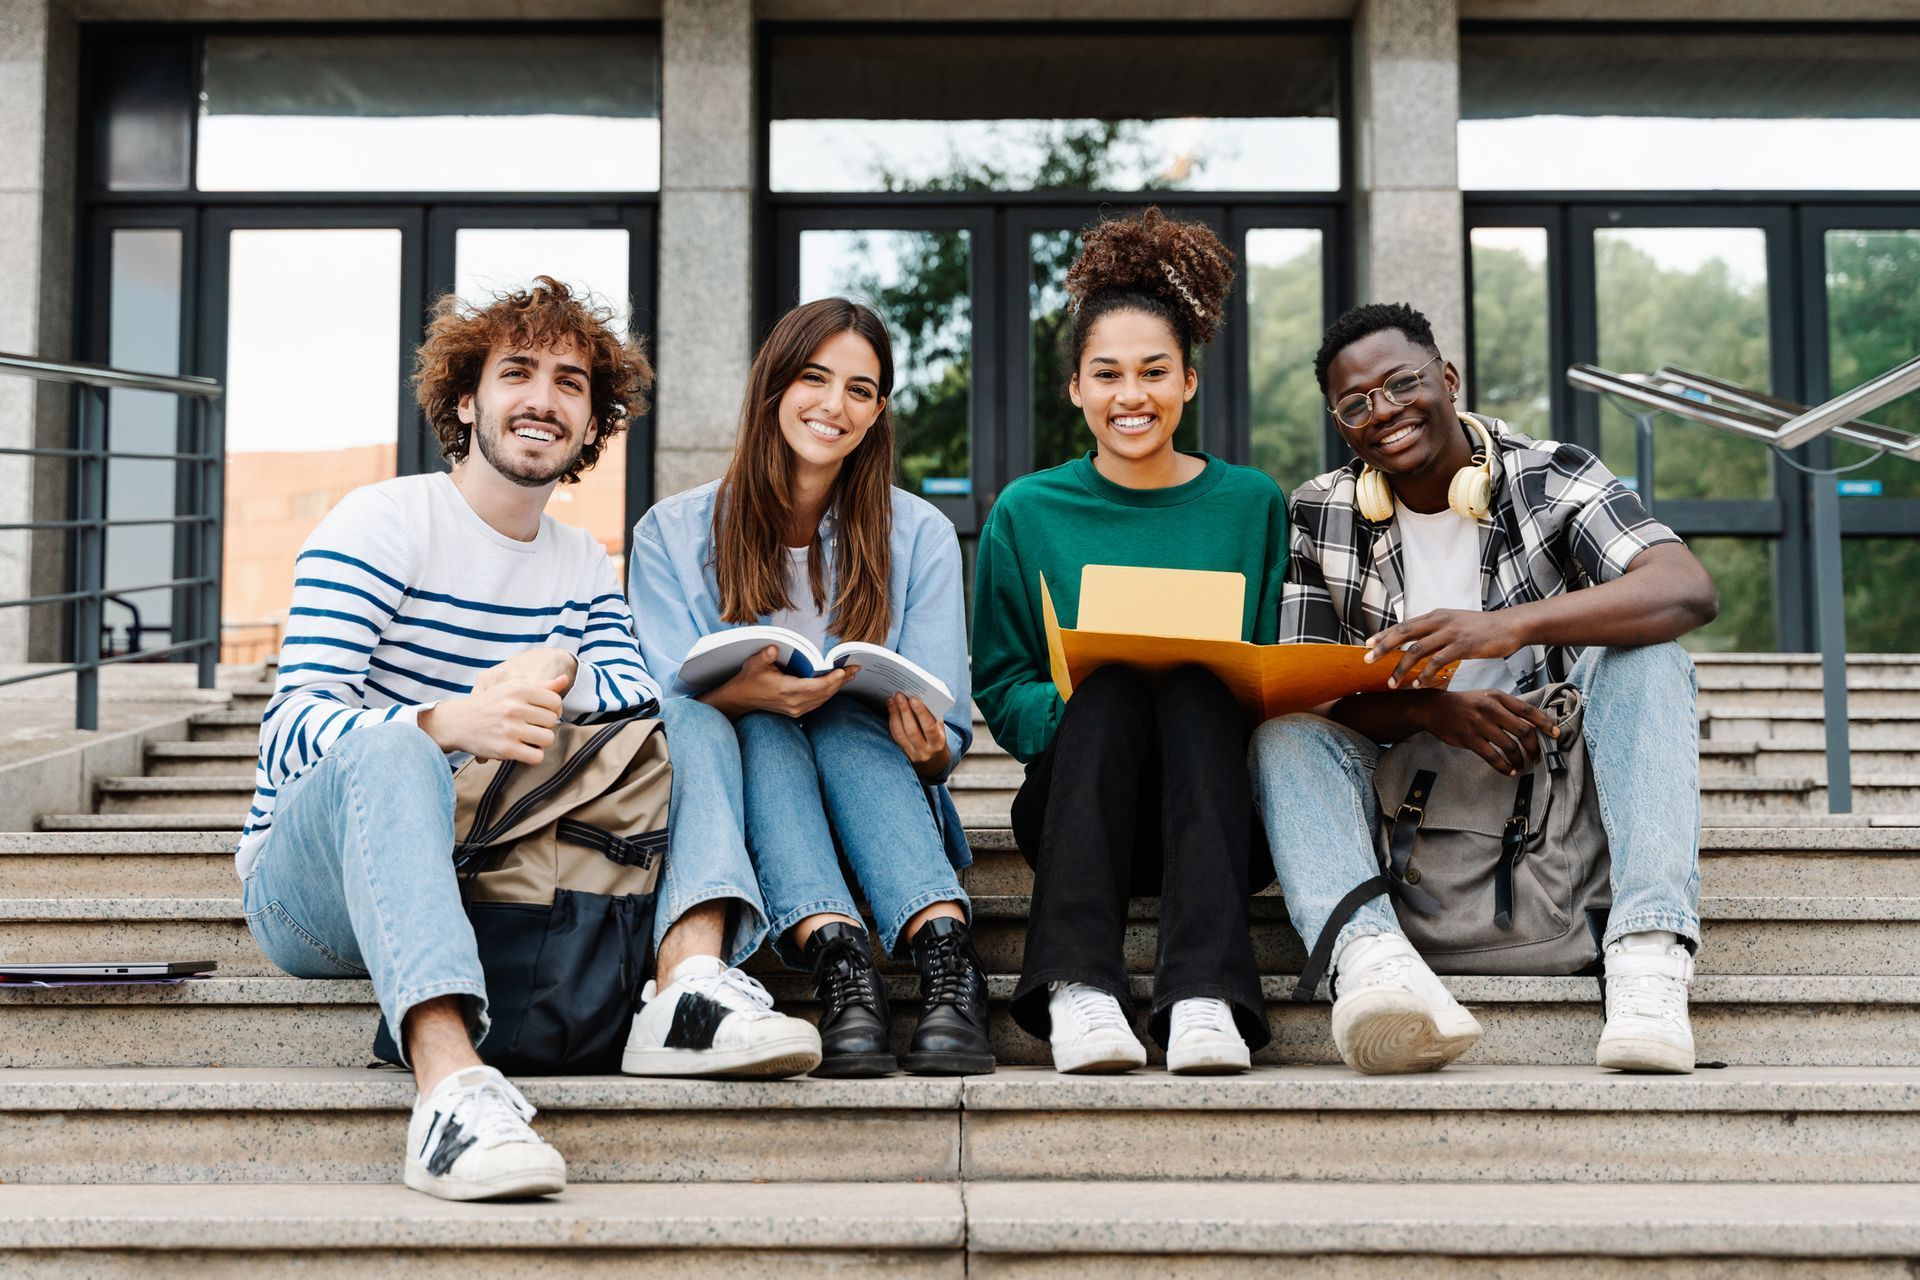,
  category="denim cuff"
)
[1603,909,1702,952]
[384,979,491,1070]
